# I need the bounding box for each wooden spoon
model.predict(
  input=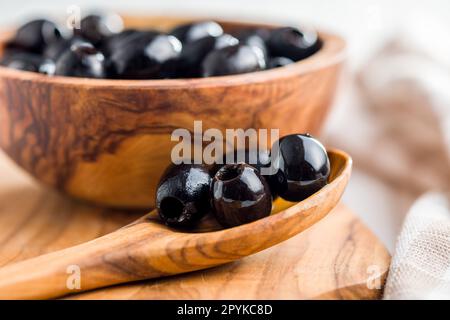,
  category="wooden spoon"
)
[0,149,351,299]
